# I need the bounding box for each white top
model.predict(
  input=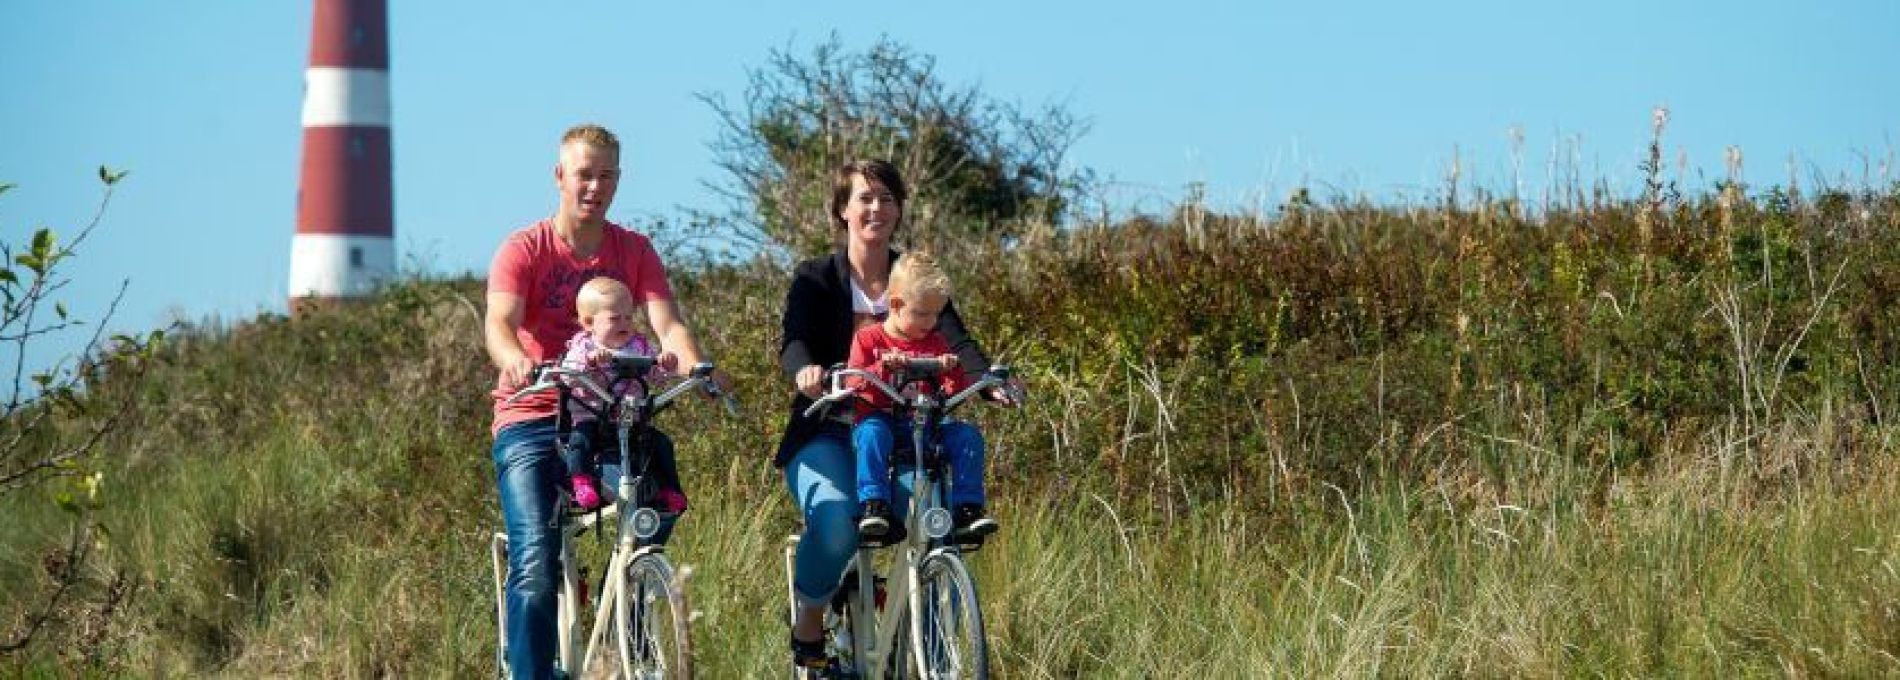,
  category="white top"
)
[849,276,889,317]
